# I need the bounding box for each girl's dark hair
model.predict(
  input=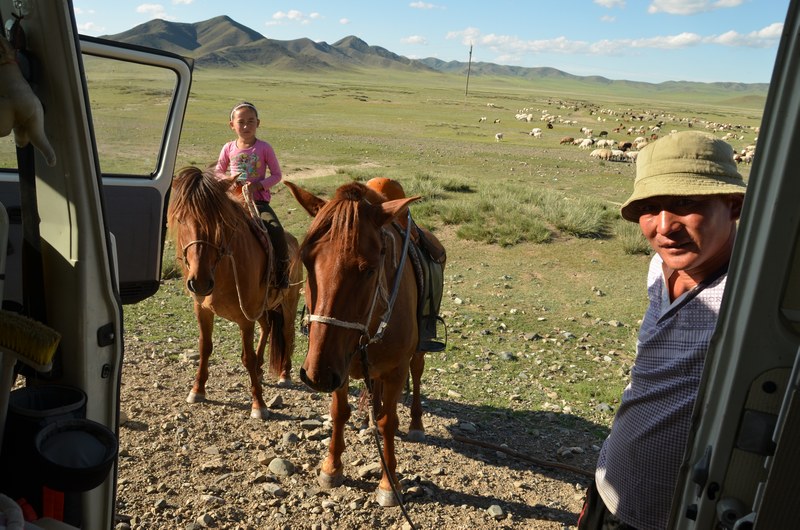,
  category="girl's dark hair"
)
[230,101,258,120]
